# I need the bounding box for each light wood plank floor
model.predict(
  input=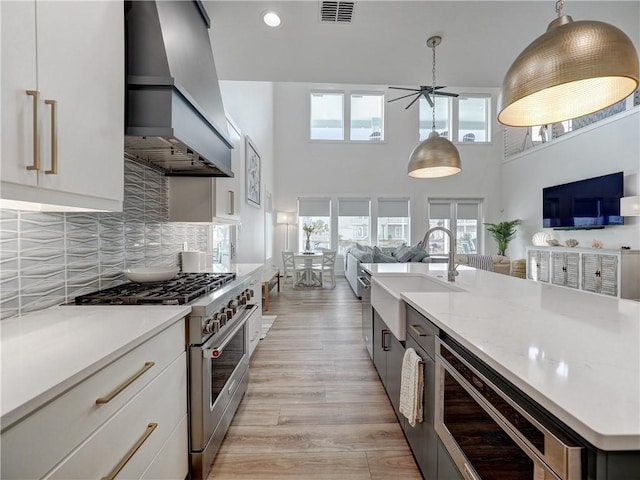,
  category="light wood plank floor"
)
[208,277,421,479]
